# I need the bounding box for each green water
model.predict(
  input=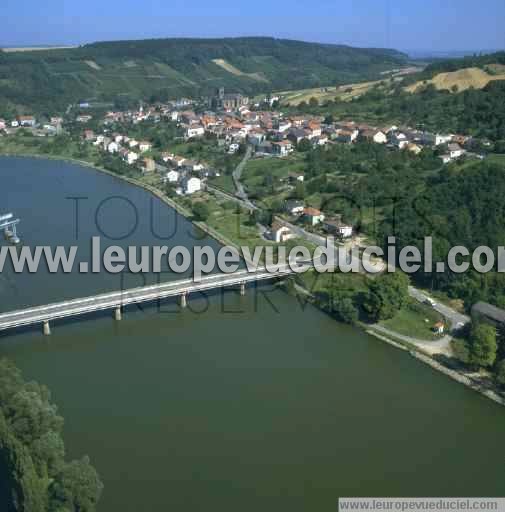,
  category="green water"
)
[1,157,504,511]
